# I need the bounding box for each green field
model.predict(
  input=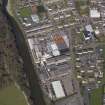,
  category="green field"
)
[20,7,31,17]
[75,0,89,15]
[90,87,103,105]
[0,84,28,105]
